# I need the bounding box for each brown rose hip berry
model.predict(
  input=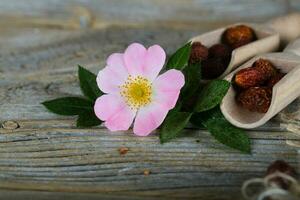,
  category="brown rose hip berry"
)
[266,160,297,189]
[202,58,226,79]
[223,25,256,49]
[189,42,209,64]
[209,43,231,59]
[237,87,272,113]
[234,68,265,89]
[234,59,276,89]
[267,72,285,87]
[253,59,276,79]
